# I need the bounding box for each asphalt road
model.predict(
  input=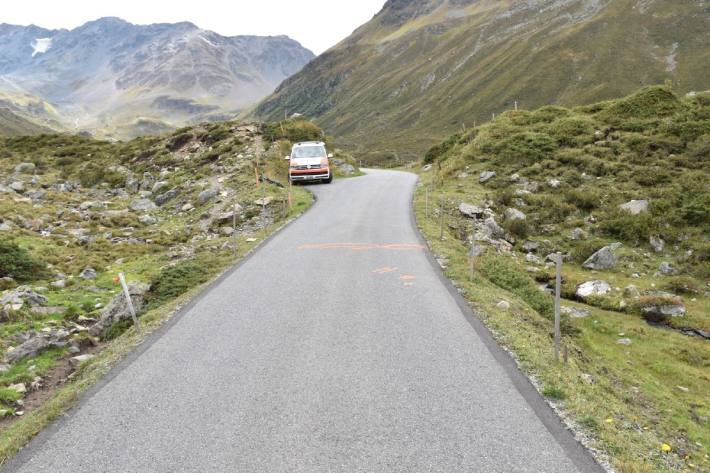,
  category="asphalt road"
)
[5,169,601,472]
